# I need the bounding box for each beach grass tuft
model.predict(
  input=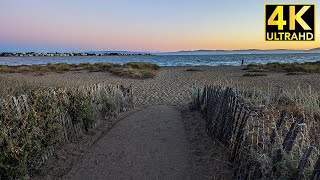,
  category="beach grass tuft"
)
[286,72,307,76]
[0,78,133,178]
[243,73,268,77]
[191,83,320,179]
[0,62,159,79]
[186,68,204,72]
[0,65,15,73]
[123,62,160,71]
[244,61,320,73]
